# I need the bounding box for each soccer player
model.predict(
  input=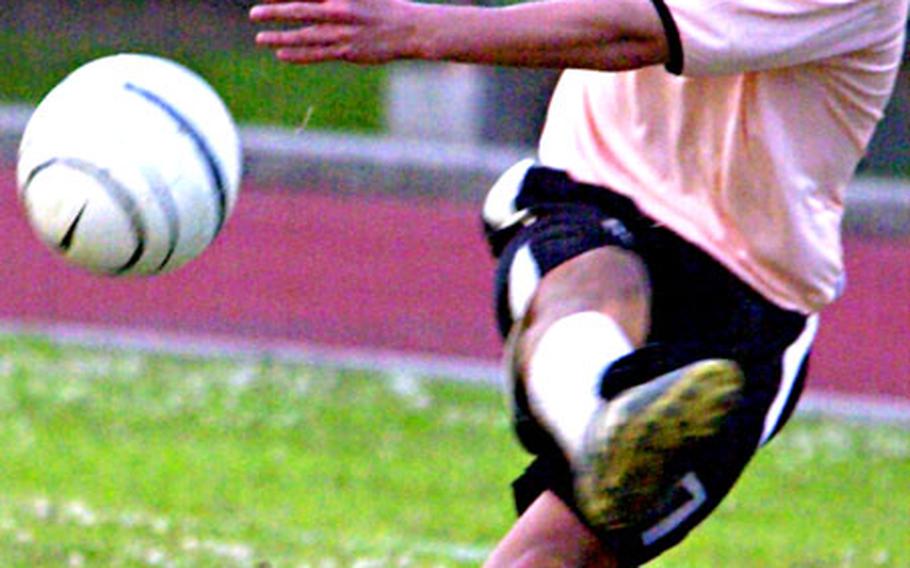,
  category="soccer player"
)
[250,0,908,565]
